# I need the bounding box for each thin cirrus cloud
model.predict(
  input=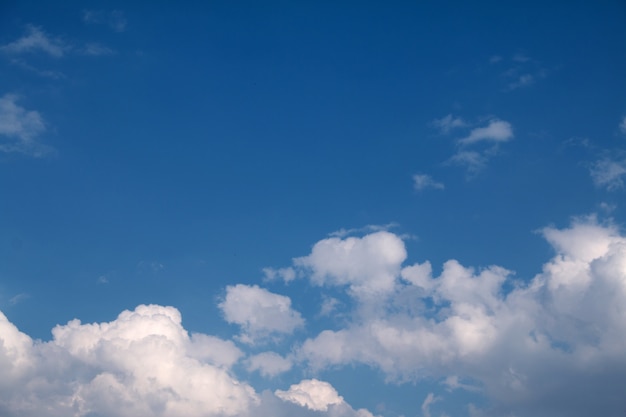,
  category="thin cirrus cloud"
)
[432,114,467,134]
[590,157,626,191]
[413,174,445,191]
[443,118,514,175]
[0,25,68,57]
[0,93,53,157]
